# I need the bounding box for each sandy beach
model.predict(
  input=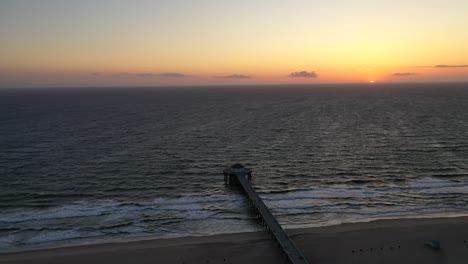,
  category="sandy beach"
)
[1,216,468,264]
